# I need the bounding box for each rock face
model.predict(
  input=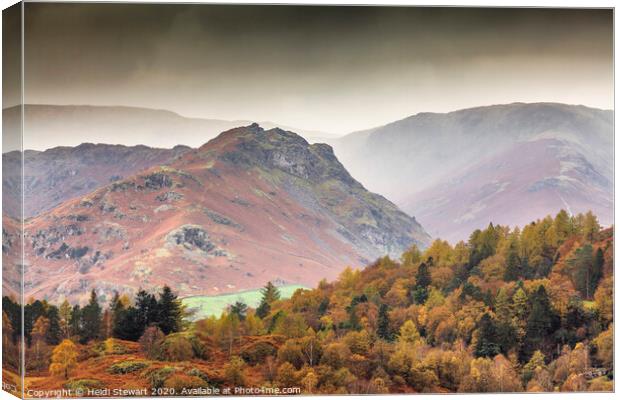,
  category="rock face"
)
[332,103,613,241]
[17,124,430,304]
